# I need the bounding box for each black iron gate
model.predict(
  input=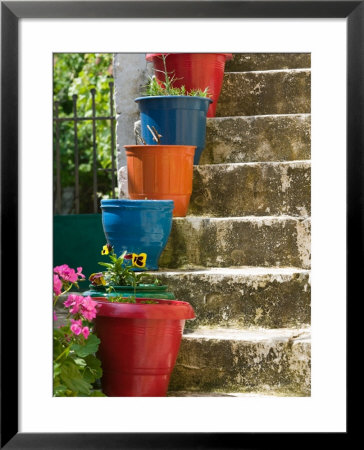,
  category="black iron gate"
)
[53,82,116,214]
